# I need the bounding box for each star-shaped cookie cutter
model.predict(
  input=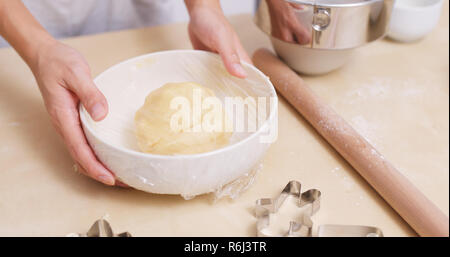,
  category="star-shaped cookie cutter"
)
[255,180,383,237]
